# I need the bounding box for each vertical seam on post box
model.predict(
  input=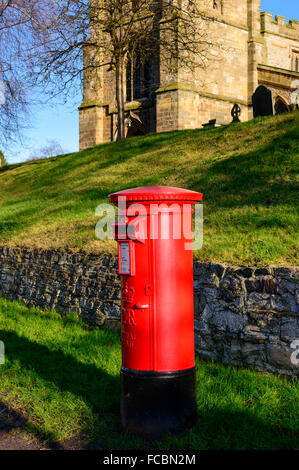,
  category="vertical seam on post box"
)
[149,213,157,371]
[148,220,153,370]
[153,237,157,371]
